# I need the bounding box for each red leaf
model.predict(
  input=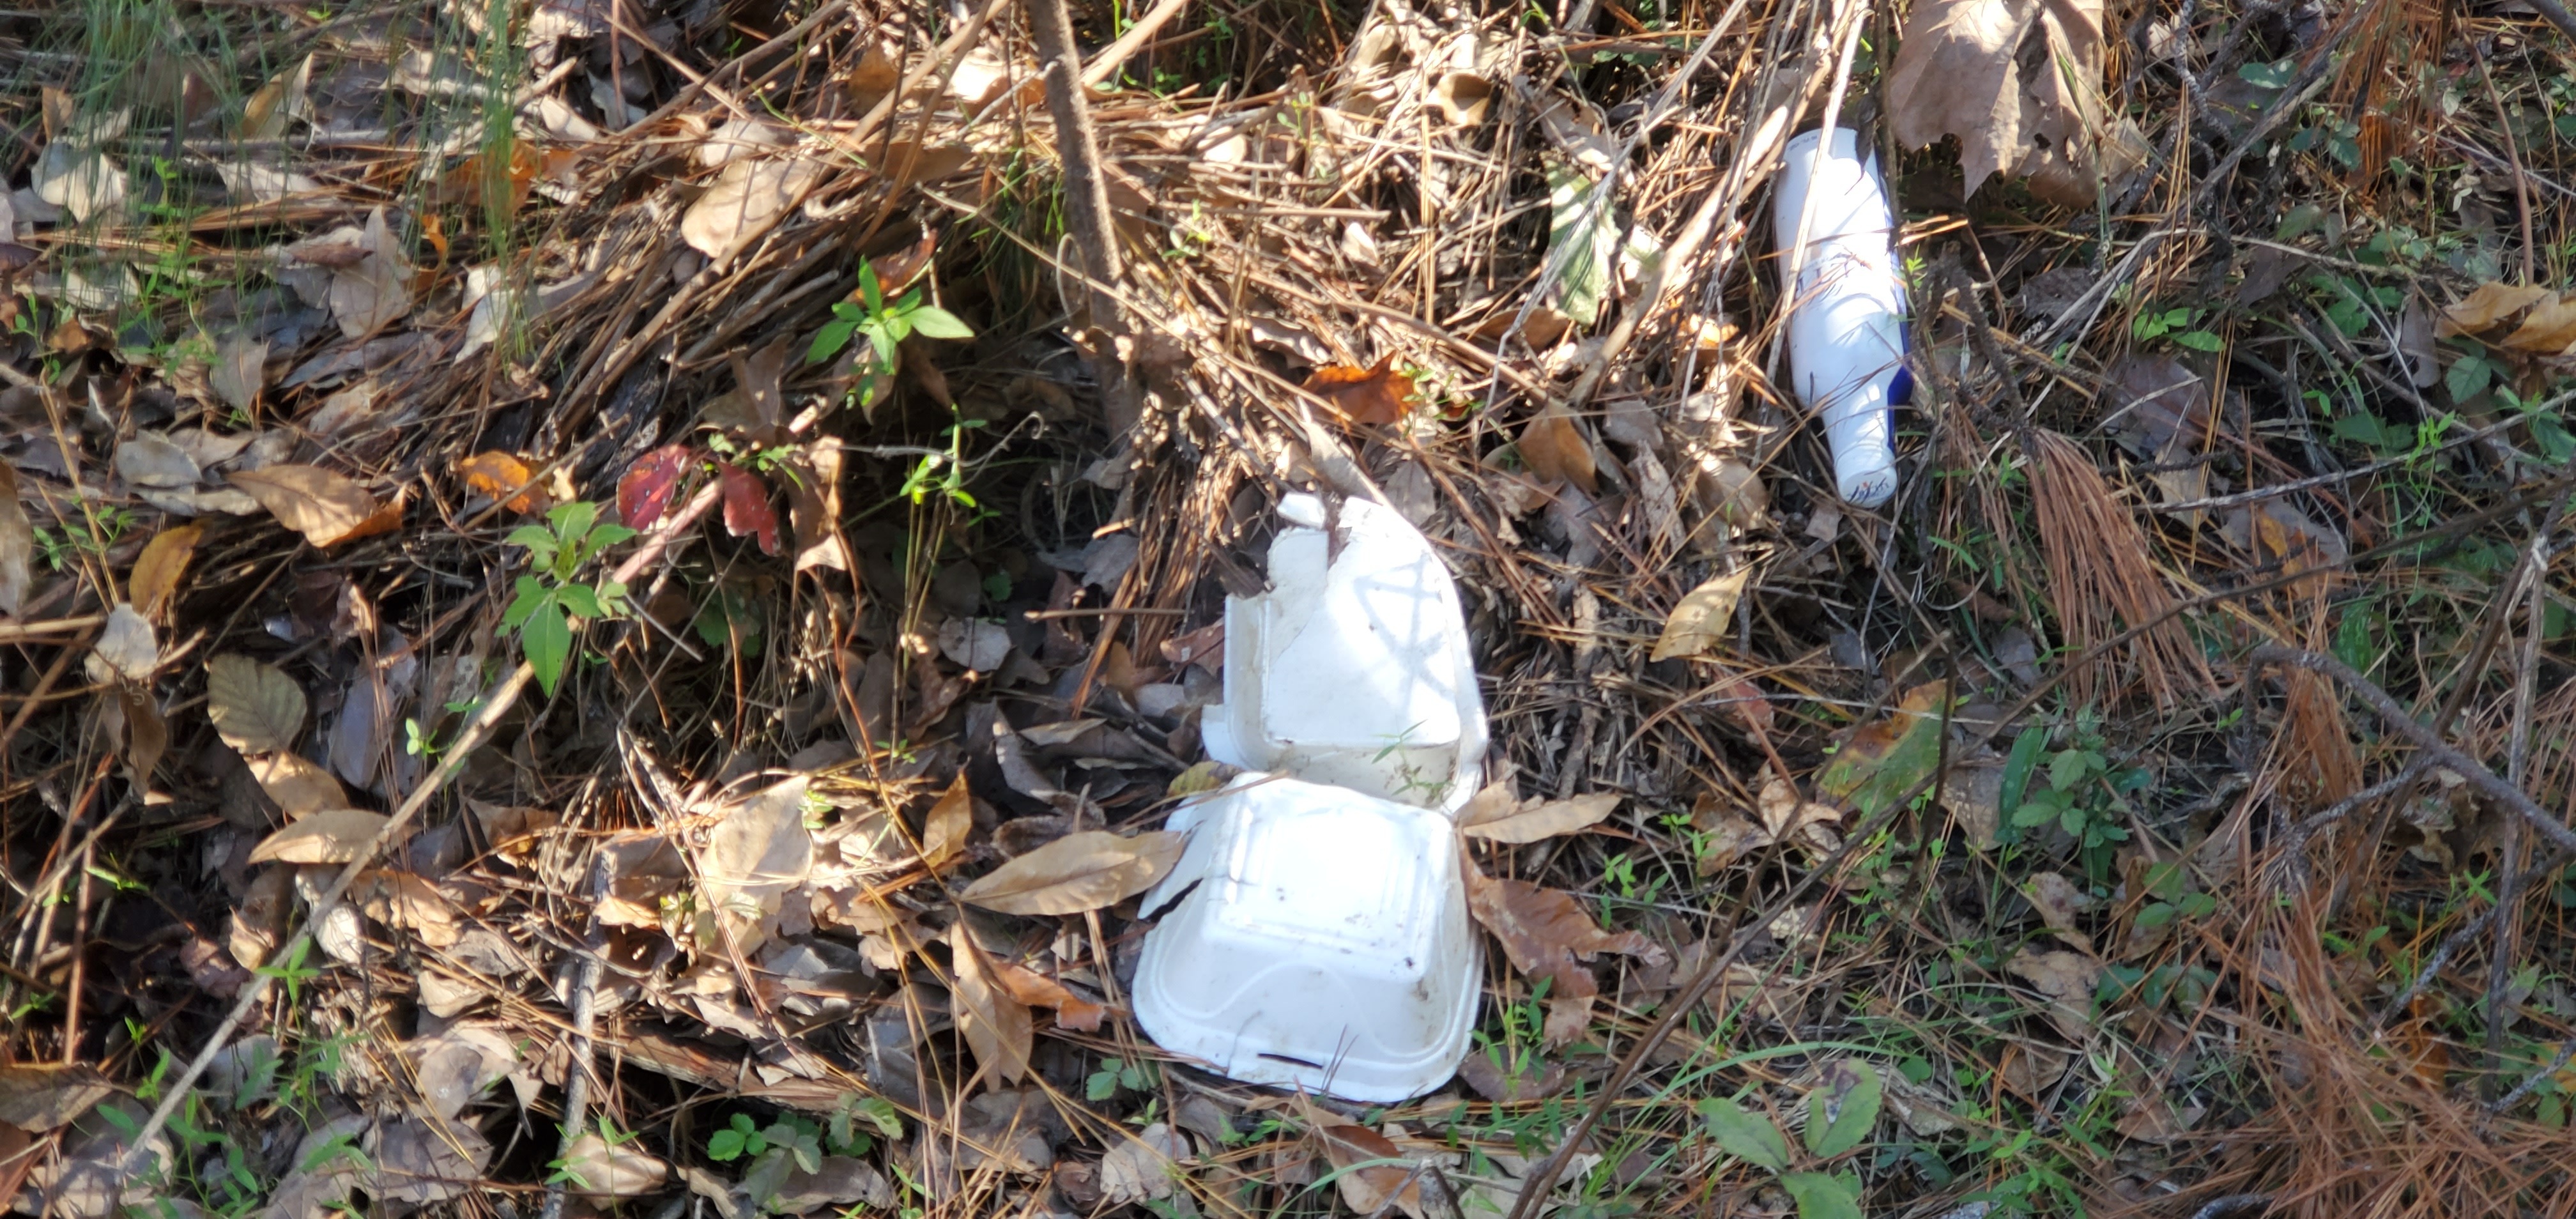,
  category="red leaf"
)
[719,463,779,555]
[617,445,691,529]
